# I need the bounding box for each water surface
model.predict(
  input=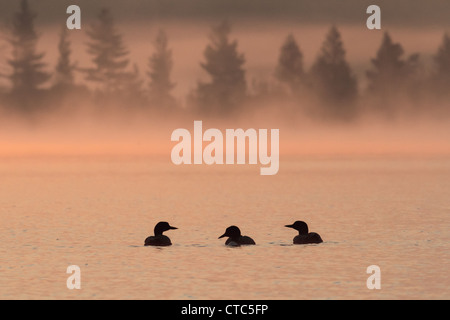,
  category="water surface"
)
[0,156,448,299]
